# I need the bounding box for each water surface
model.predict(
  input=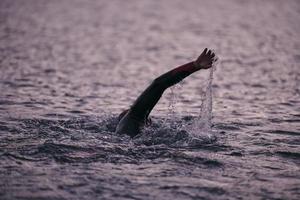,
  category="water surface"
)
[0,0,299,199]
